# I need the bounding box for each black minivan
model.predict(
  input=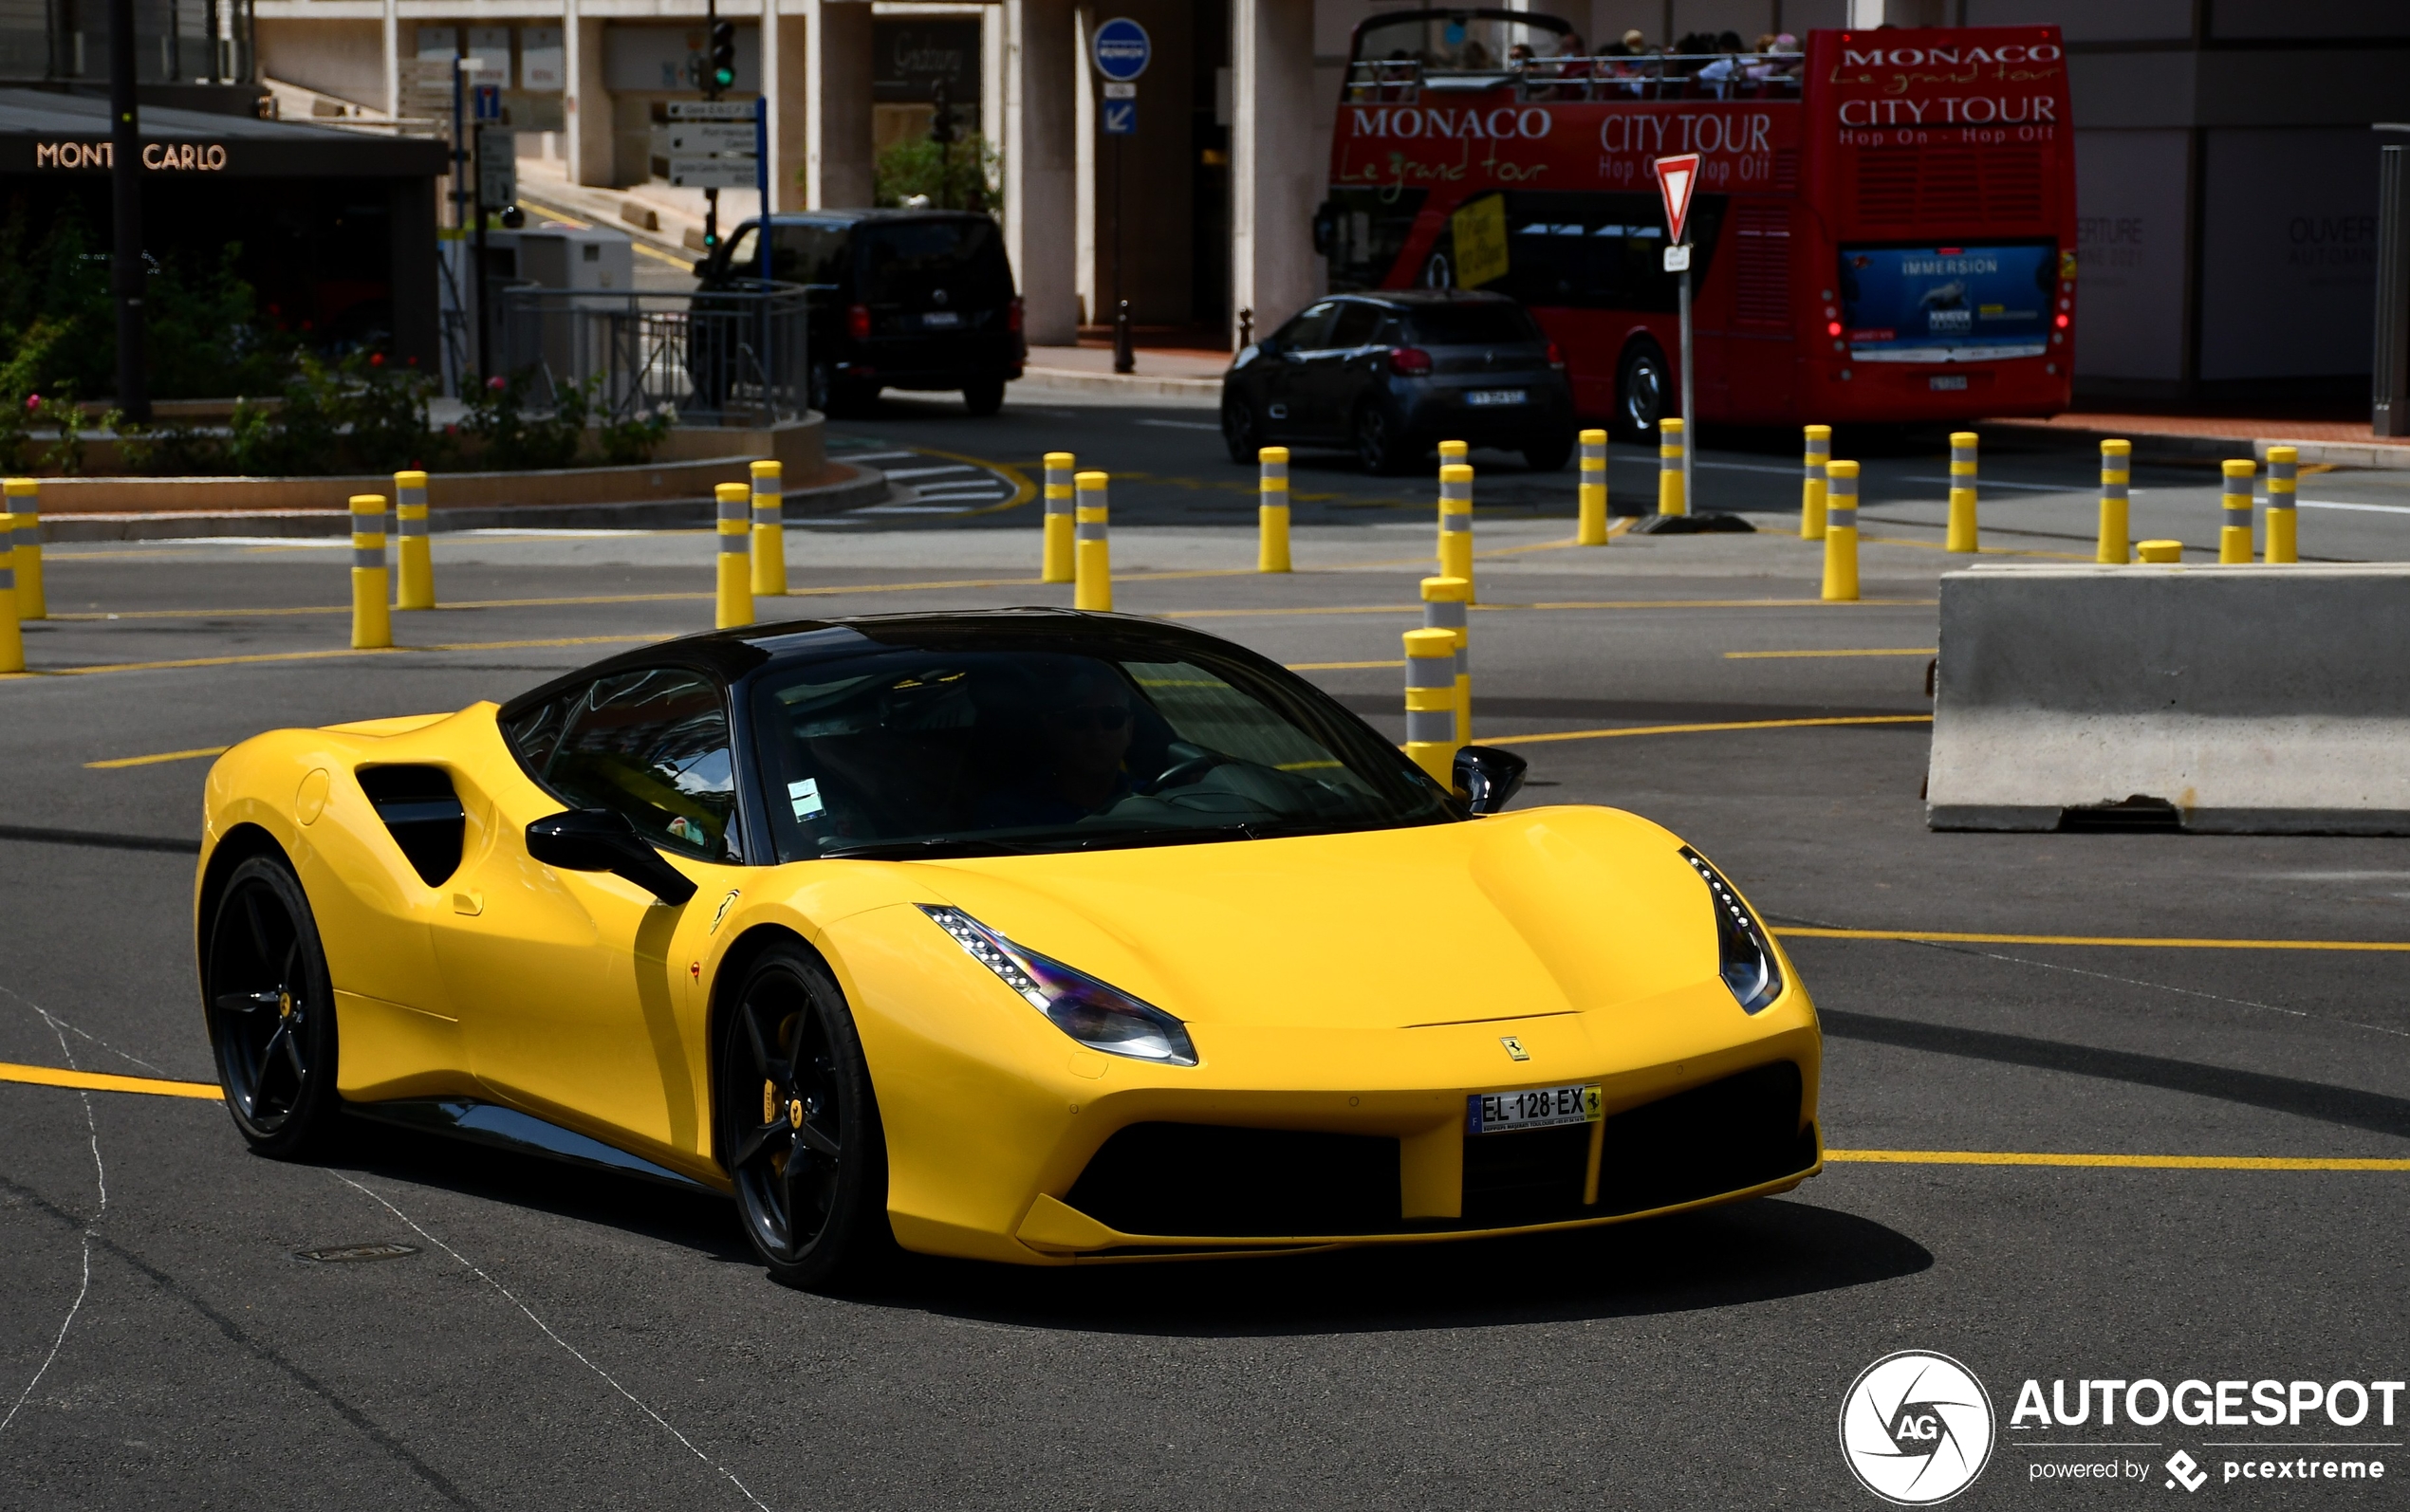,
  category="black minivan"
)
[697,210,1026,416]
[1220,290,1575,473]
